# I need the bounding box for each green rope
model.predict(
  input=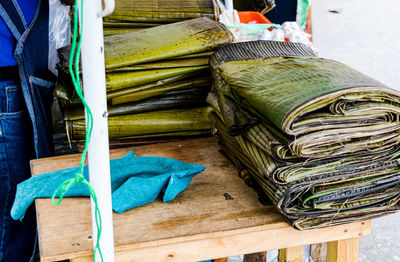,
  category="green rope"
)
[51,0,103,261]
[297,0,311,28]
